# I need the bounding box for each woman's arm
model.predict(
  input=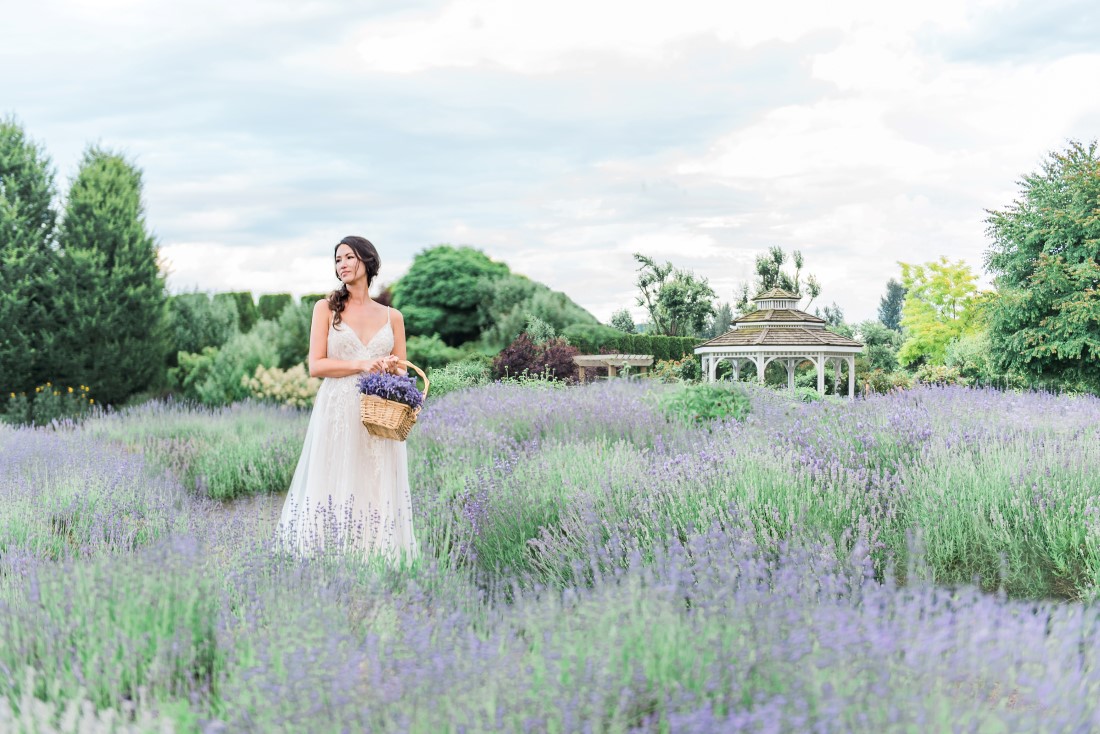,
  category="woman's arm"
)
[307,299,382,378]
[390,308,407,372]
